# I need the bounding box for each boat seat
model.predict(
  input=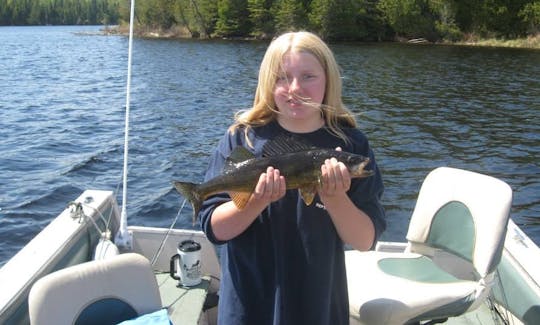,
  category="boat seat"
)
[28,253,163,325]
[346,167,512,324]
